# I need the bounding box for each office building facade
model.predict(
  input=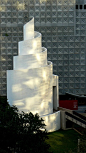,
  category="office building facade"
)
[0,0,86,96]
